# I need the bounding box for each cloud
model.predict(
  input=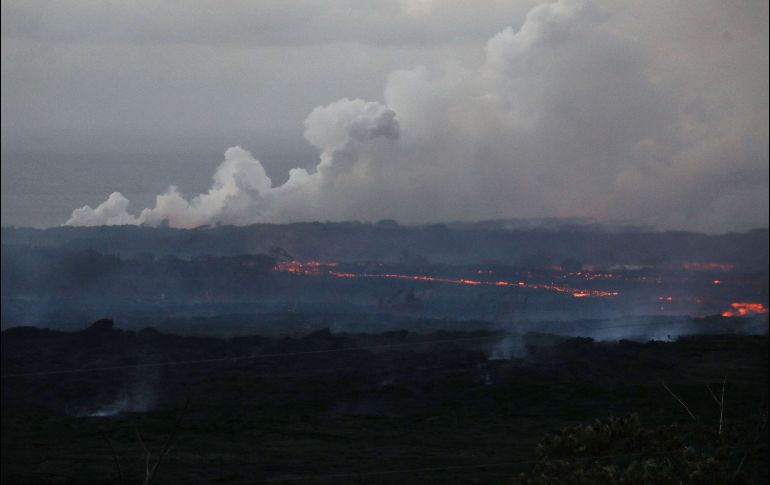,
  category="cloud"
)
[67,99,401,227]
[0,0,536,47]
[65,0,768,232]
[399,0,435,17]
[67,192,138,226]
